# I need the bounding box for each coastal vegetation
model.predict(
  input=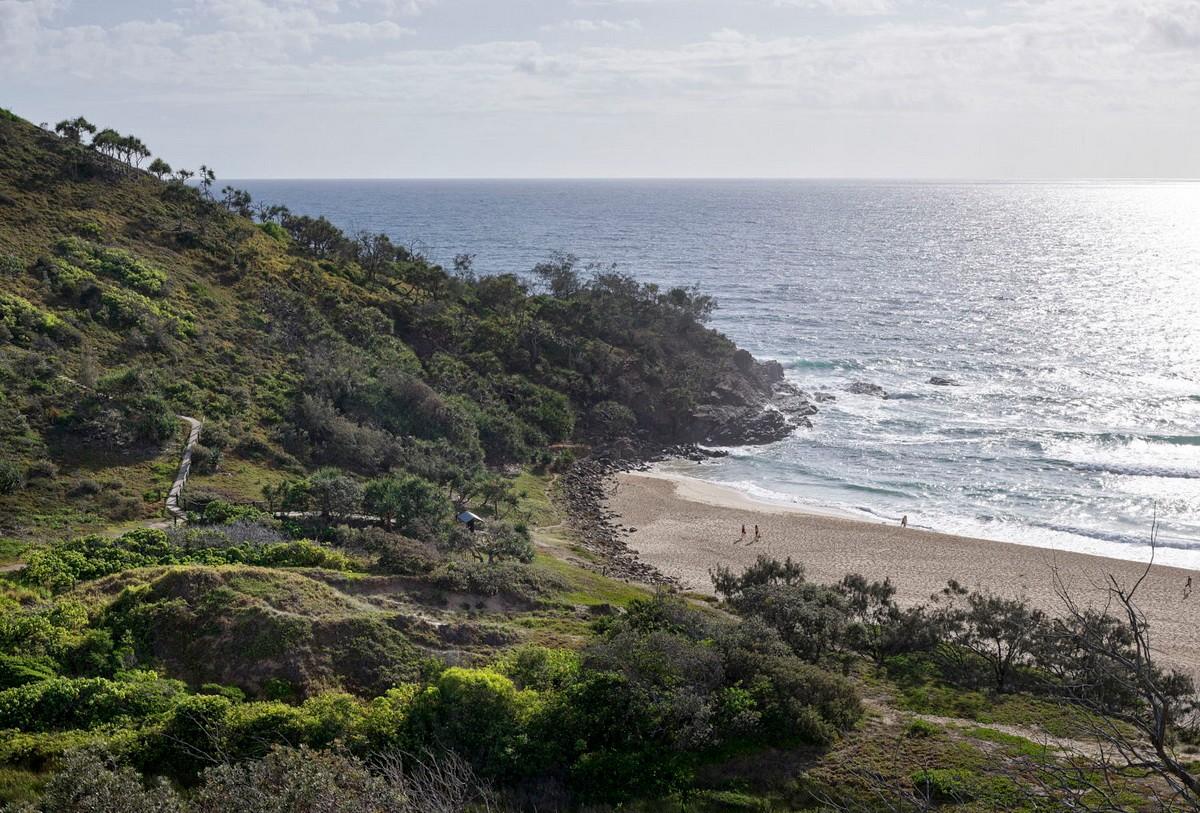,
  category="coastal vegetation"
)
[0,107,1197,810]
